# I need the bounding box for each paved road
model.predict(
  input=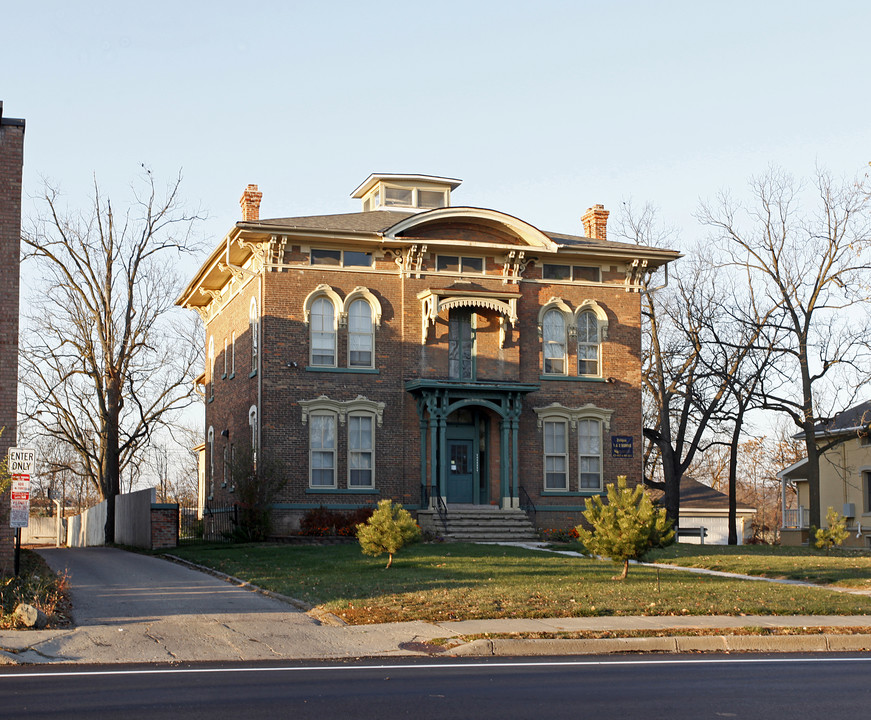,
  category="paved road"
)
[1,546,869,665]
[3,654,871,719]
